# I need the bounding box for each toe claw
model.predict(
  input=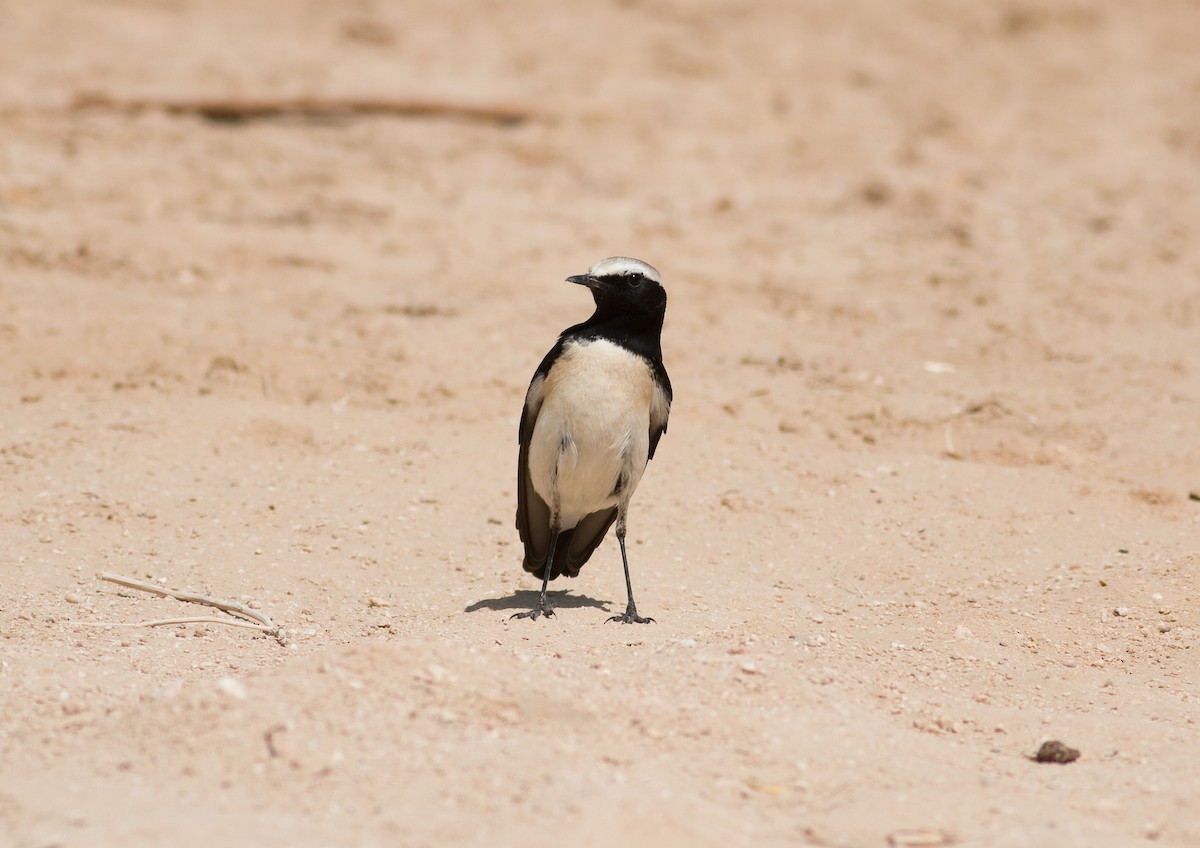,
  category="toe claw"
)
[606,611,655,624]
[510,604,555,621]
